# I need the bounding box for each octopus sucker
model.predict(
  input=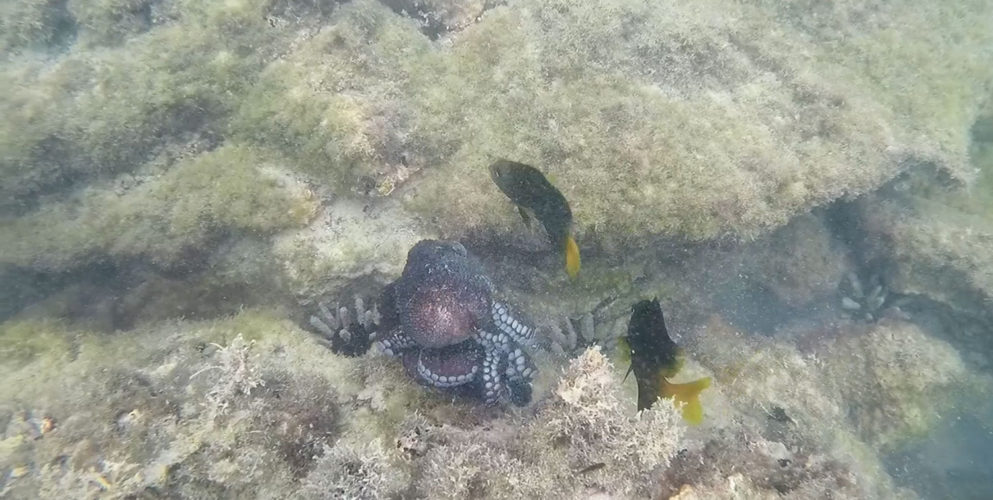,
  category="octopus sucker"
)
[376,240,536,406]
[491,300,536,347]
